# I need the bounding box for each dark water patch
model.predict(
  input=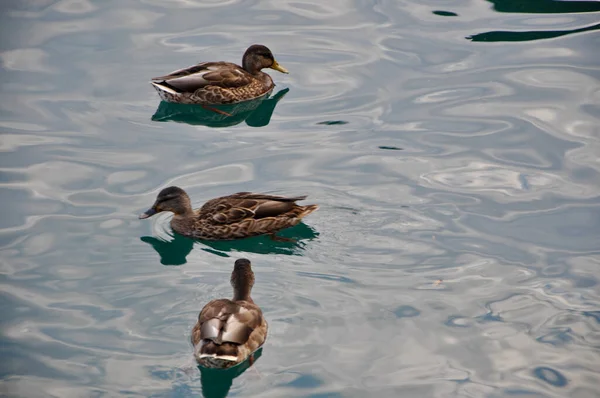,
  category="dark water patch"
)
[284,372,325,389]
[317,121,349,125]
[393,305,420,318]
[533,366,568,387]
[486,0,600,14]
[149,367,178,381]
[582,311,600,324]
[468,23,600,43]
[0,170,27,183]
[432,10,458,17]
[536,328,573,347]
[476,311,503,323]
[444,315,472,328]
[378,145,403,151]
[573,277,596,288]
